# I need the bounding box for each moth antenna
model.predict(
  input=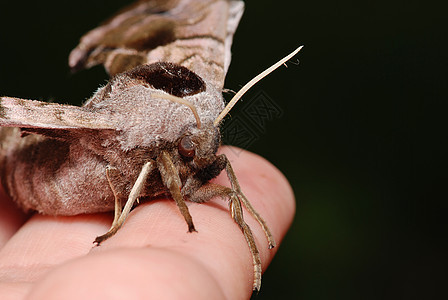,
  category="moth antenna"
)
[213,46,304,126]
[154,93,202,129]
